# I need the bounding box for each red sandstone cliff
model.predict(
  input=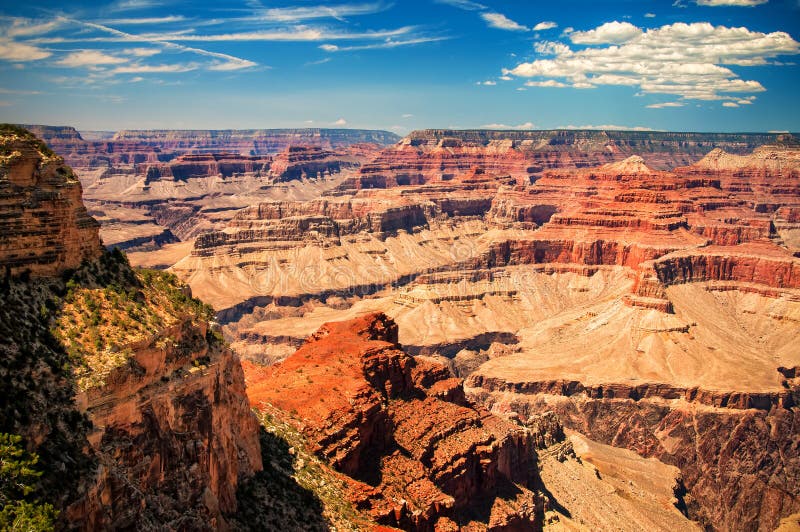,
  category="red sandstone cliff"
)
[244,313,542,530]
[0,126,102,276]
